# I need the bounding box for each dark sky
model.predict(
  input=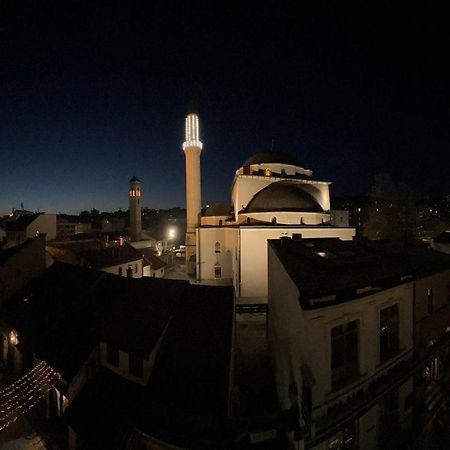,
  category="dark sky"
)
[1,2,449,215]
